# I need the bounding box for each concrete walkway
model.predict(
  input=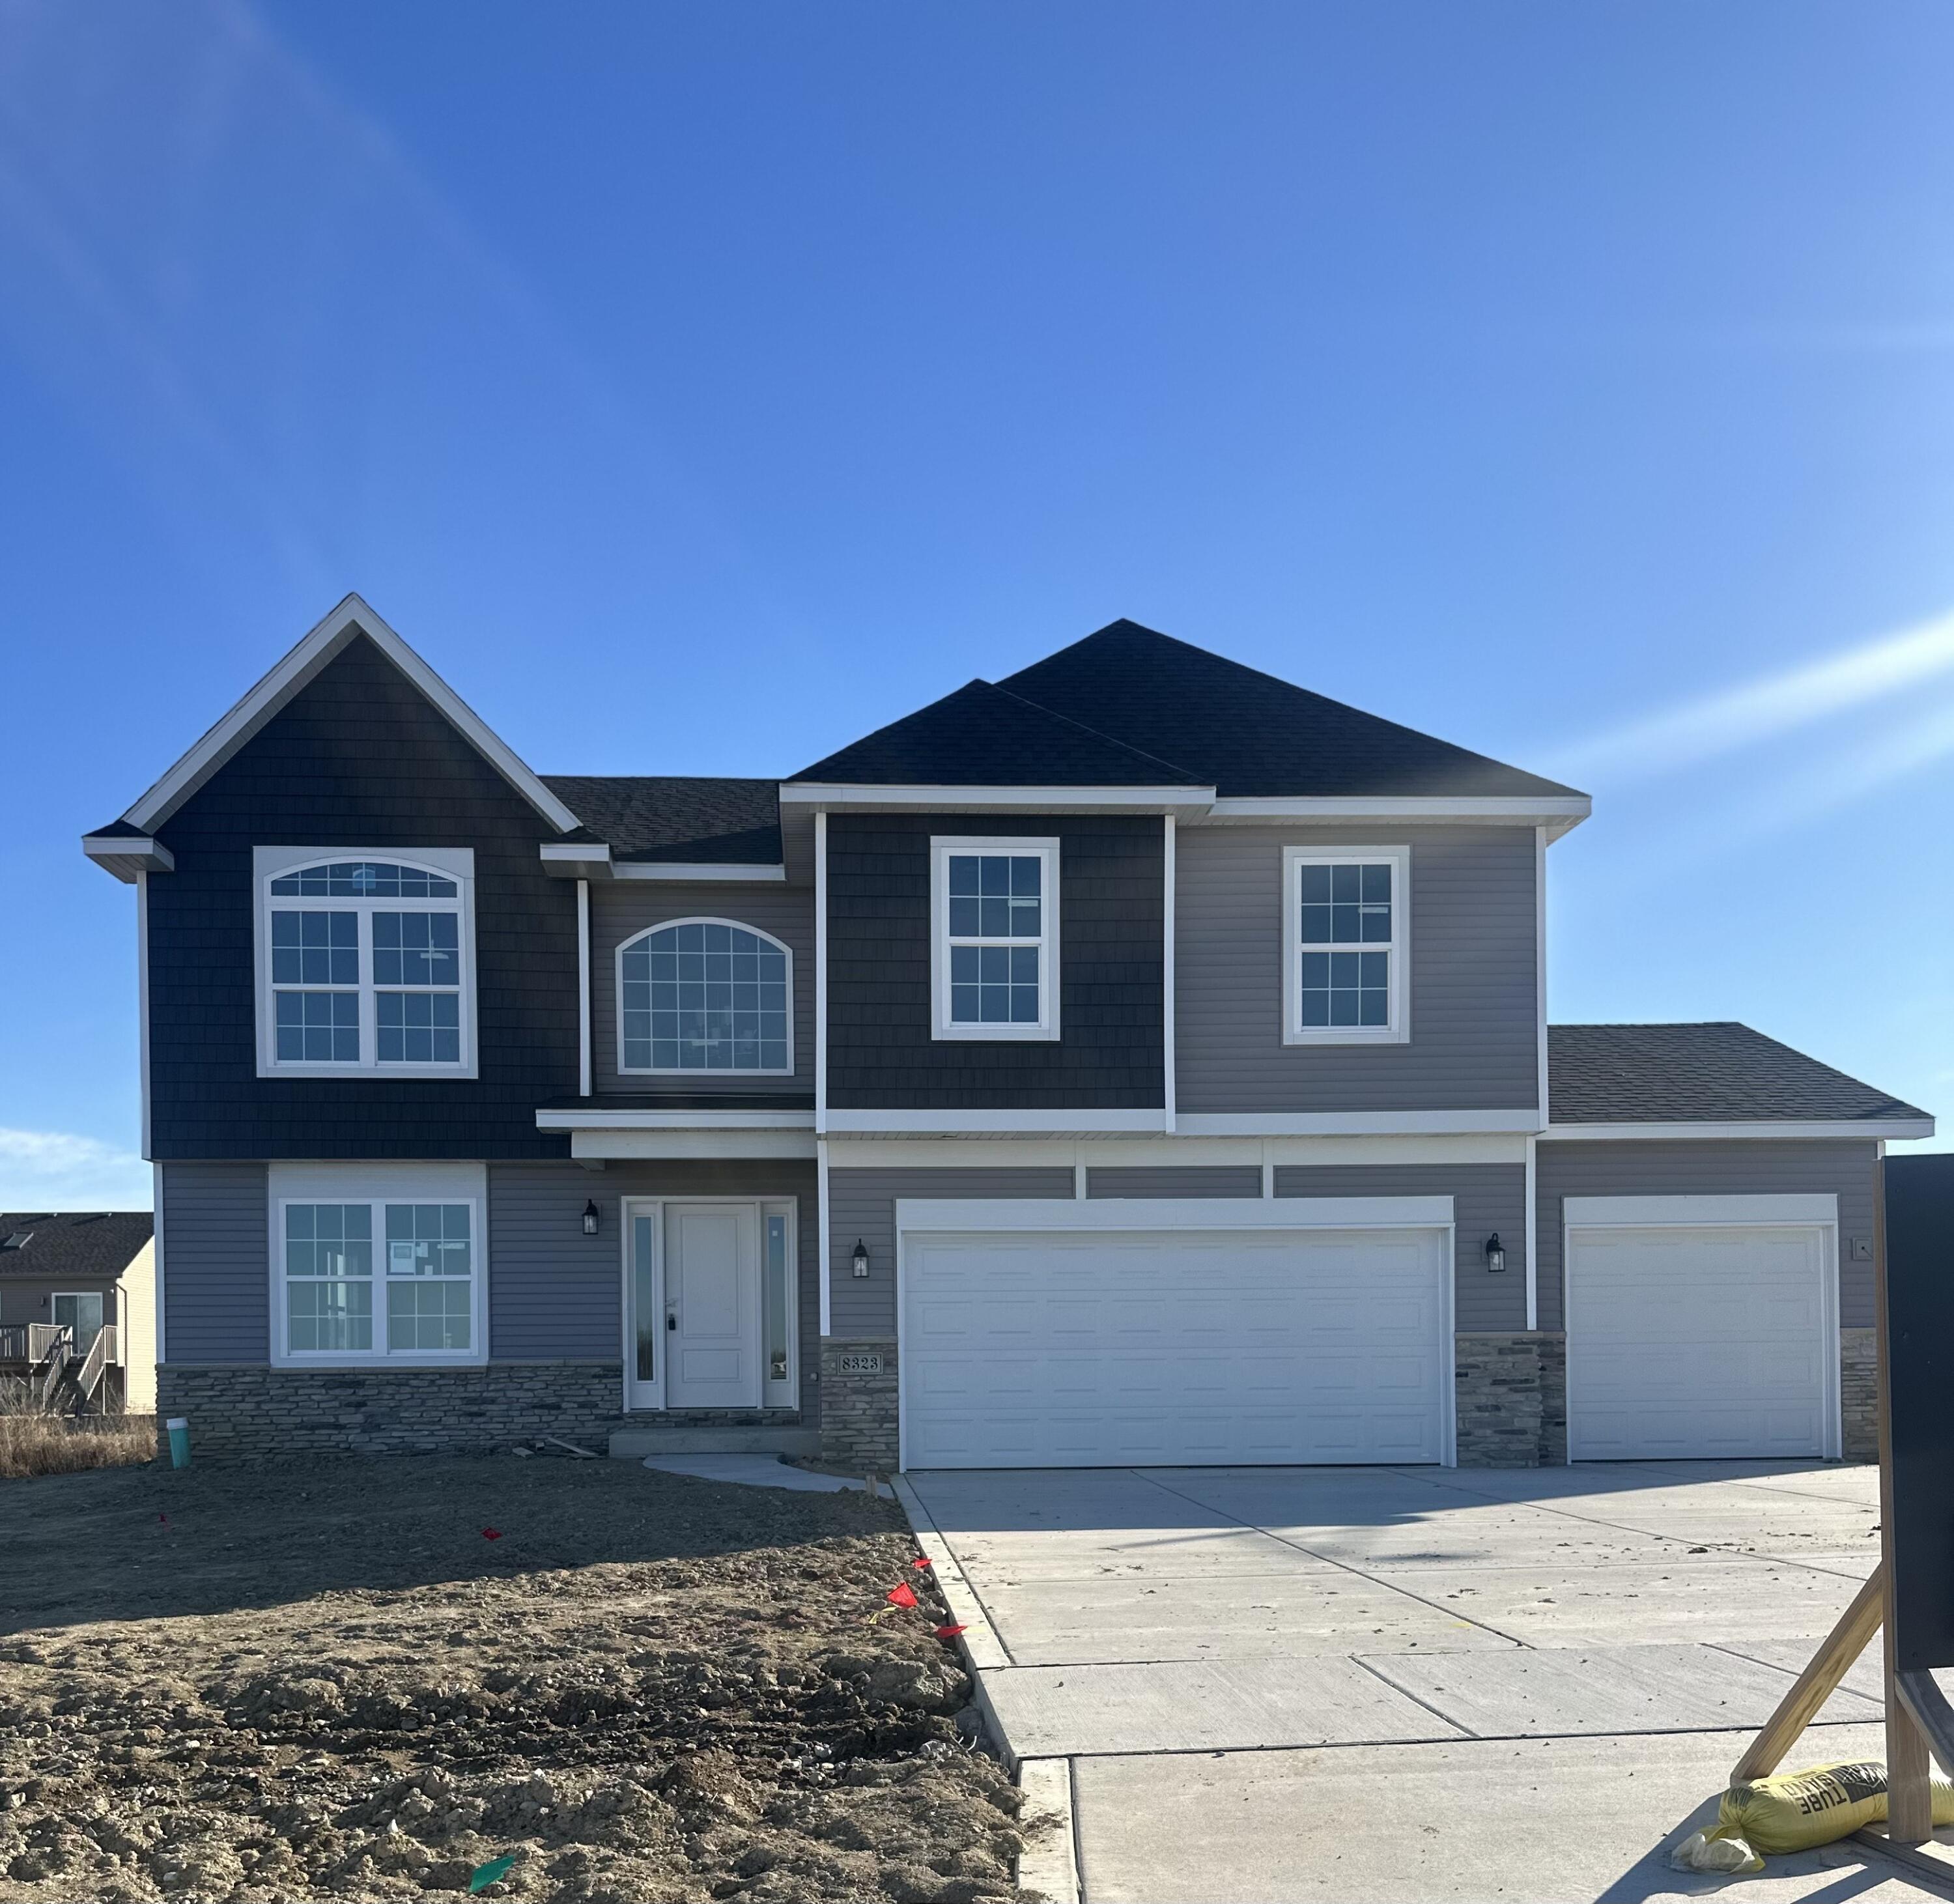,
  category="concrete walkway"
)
[904,1461,1953,1902]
